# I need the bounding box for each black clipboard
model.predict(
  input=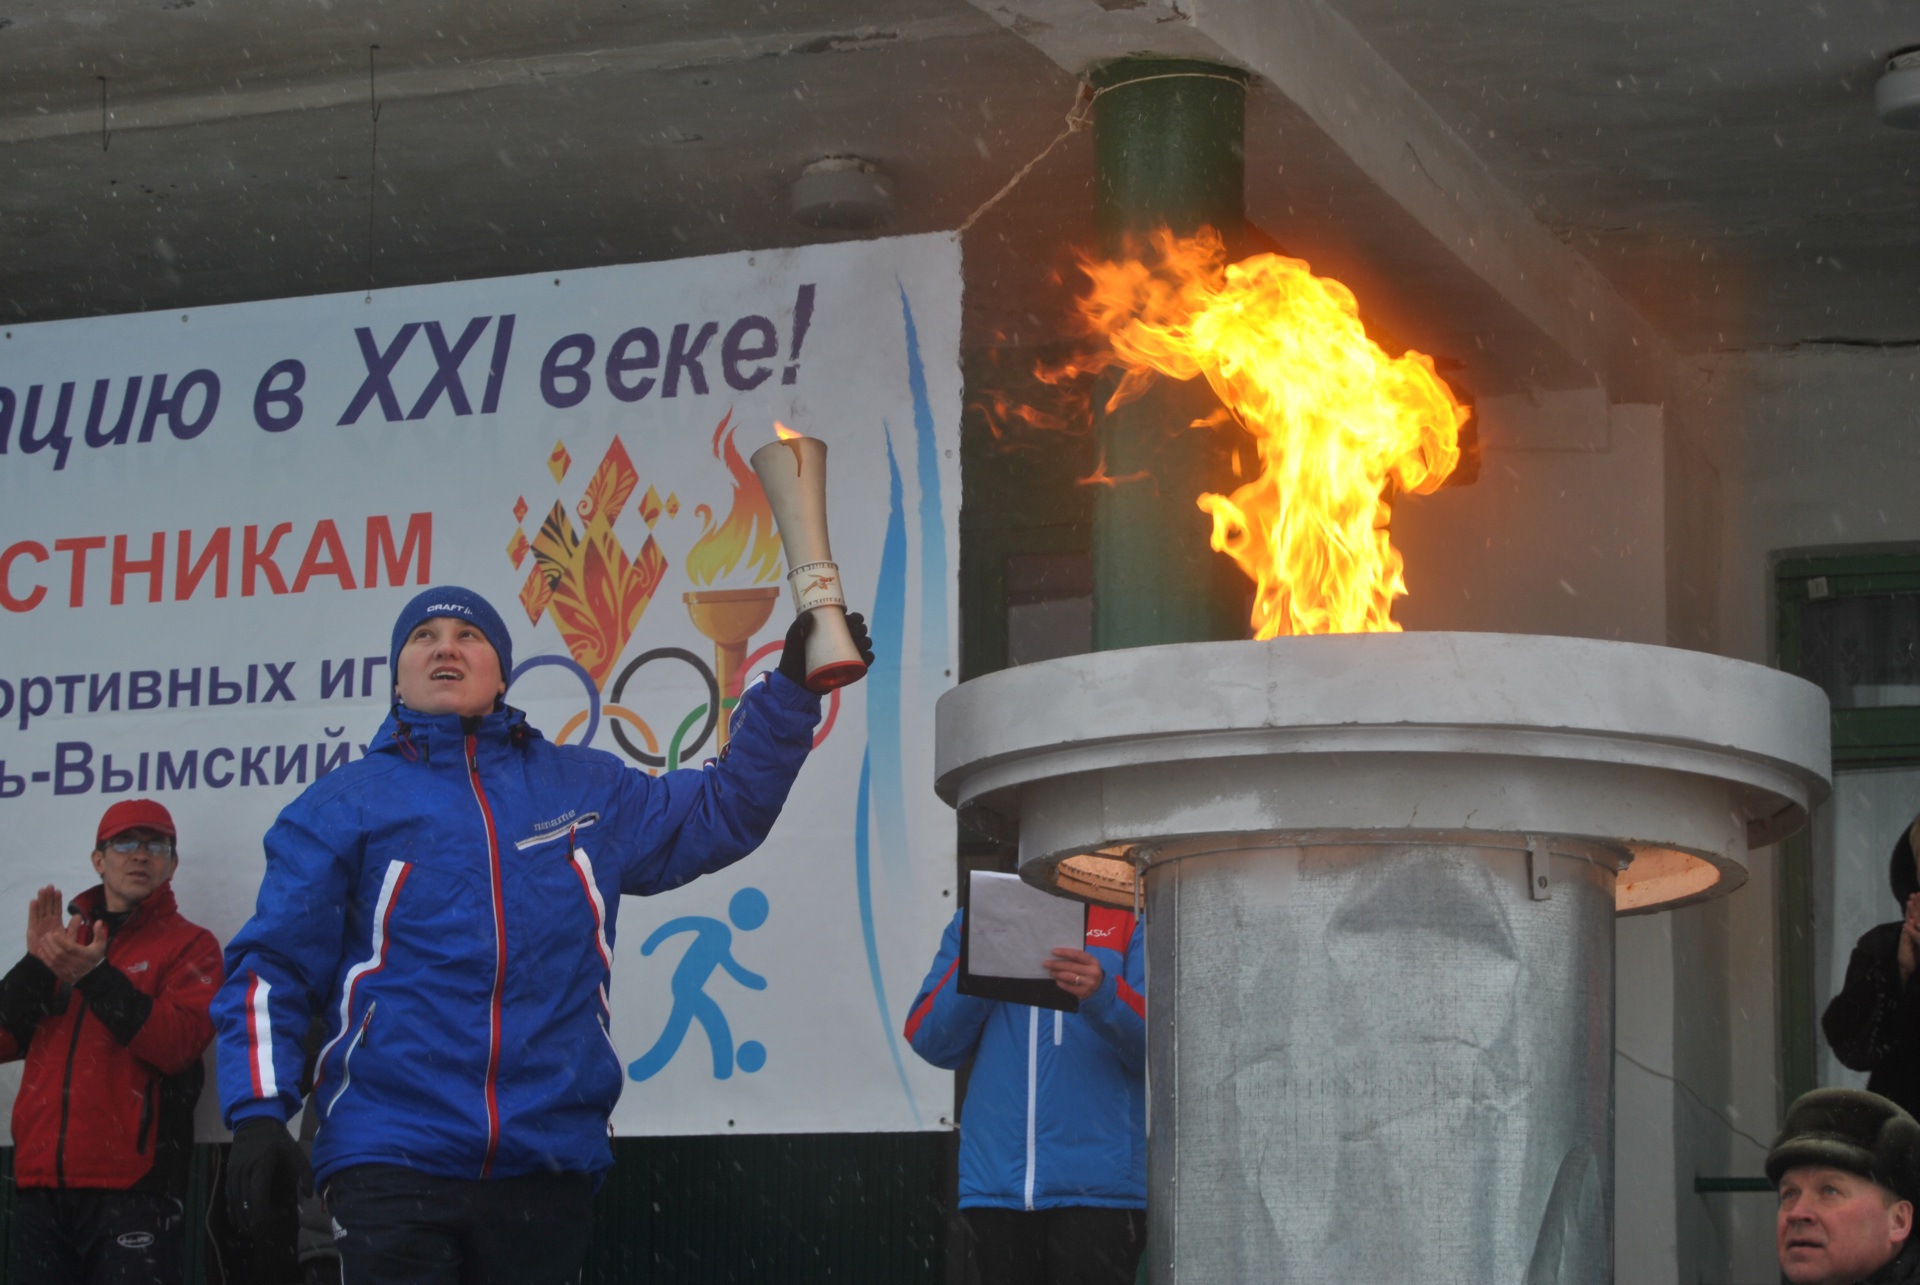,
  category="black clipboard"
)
[956,902,1087,1014]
